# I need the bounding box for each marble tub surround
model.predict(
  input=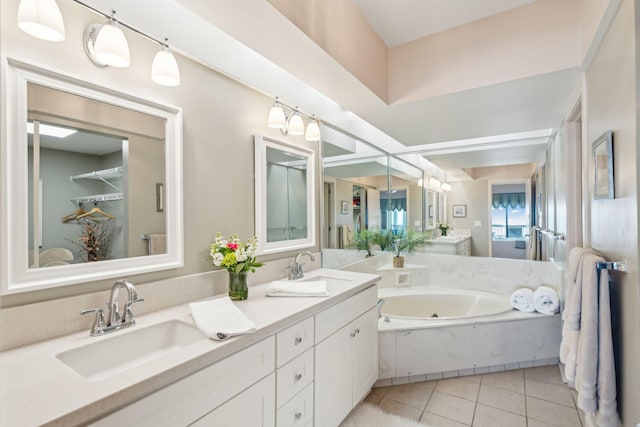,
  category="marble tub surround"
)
[341,252,561,294]
[0,254,321,351]
[0,268,376,427]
